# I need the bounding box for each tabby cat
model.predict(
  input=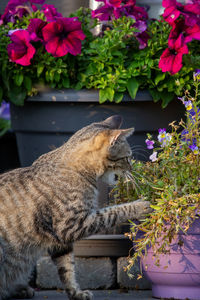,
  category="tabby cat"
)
[0,115,151,300]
